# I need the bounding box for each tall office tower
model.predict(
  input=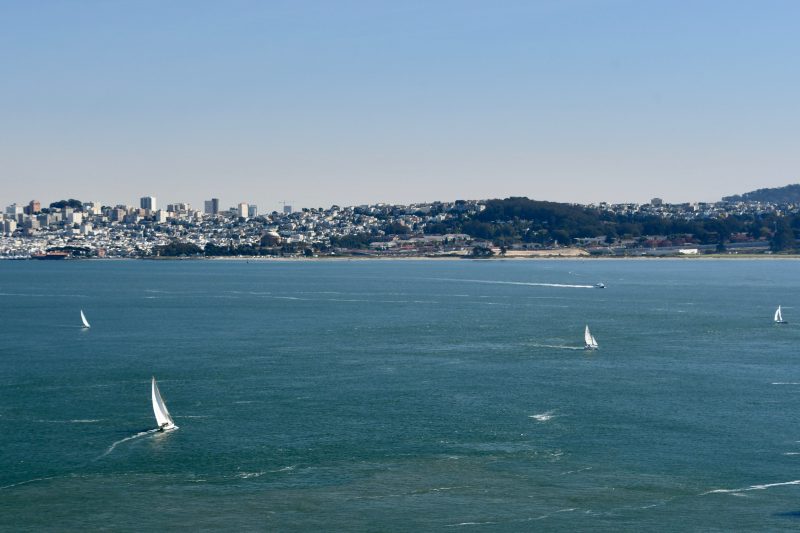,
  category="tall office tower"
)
[237,202,249,218]
[248,205,258,218]
[204,198,220,215]
[140,196,157,211]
